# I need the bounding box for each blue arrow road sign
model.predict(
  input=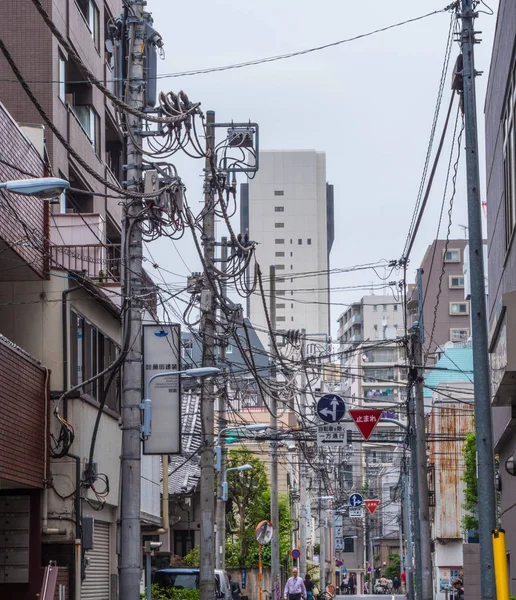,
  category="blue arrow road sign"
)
[349,493,363,507]
[316,394,346,423]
